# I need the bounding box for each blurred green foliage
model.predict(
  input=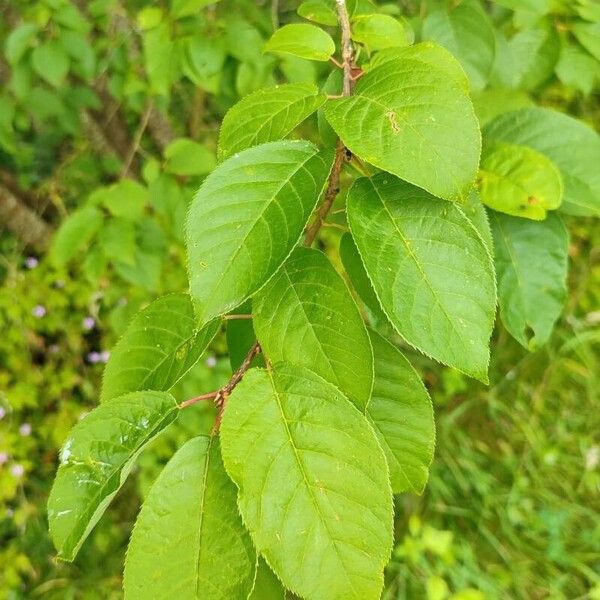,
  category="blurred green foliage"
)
[0,0,599,598]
